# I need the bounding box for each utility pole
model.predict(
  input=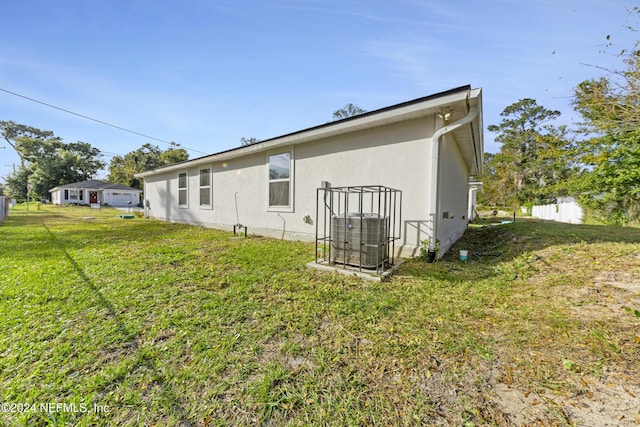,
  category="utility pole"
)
[4,164,16,173]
